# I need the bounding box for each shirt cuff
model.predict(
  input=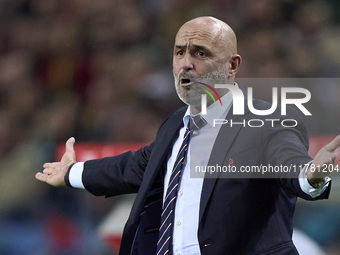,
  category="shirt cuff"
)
[67,162,85,189]
[299,161,329,198]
